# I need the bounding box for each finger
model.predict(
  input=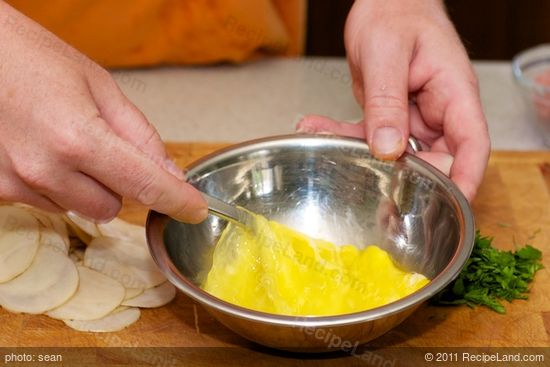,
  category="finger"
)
[430,137,451,153]
[414,63,490,201]
[79,119,208,223]
[415,151,454,177]
[348,61,365,107]
[87,70,169,162]
[296,115,365,138]
[0,173,62,212]
[361,35,413,160]
[450,136,490,202]
[0,146,62,211]
[40,171,122,222]
[444,92,490,201]
[409,104,440,145]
